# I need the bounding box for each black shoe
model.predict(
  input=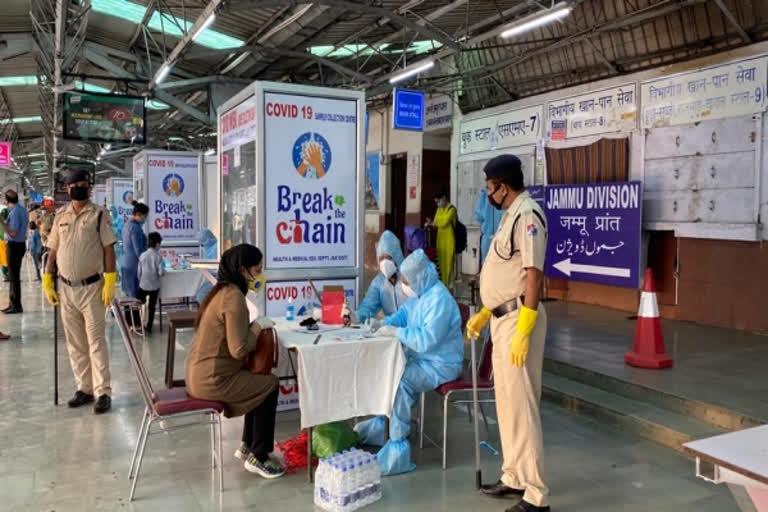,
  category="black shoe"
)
[1,307,12,314]
[480,480,525,499]
[94,395,111,414]
[505,500,550,512]
[67,391,95,408]
[4,308,22,314]
[144,325,152,334]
